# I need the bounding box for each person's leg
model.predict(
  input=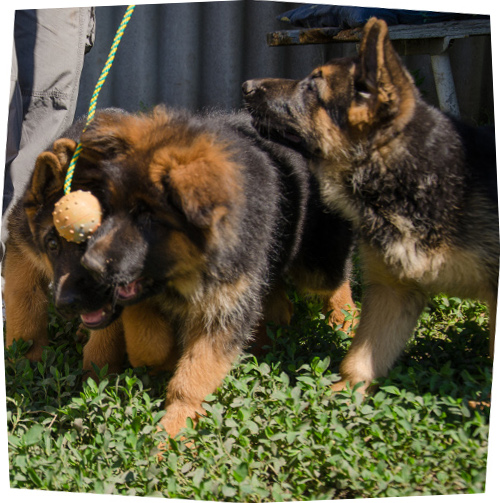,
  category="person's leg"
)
[5,45,22,206]
[2,7,95,250]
